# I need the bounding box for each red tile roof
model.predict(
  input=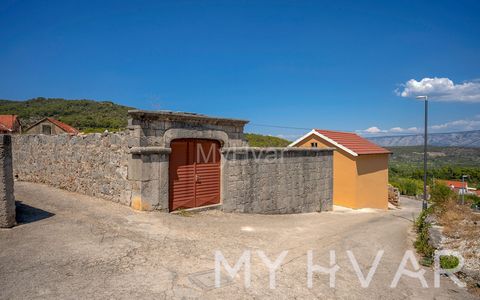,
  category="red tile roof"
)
[45,118,79,134]
[0,122,11,132]
[26,117,79,135]
[315,129,391,155]
[441,180,467,189]
[0,115,18,131]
